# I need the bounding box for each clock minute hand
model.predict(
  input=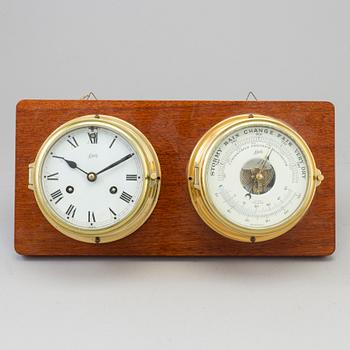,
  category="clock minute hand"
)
[53,156,88,175]
[96,153,134,176]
